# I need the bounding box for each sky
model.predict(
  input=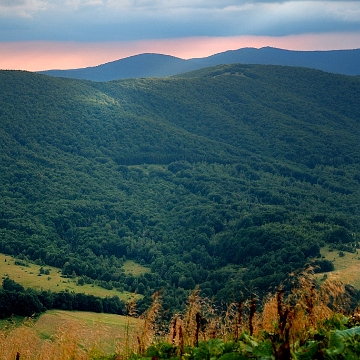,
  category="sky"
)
[1,0,360,71]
